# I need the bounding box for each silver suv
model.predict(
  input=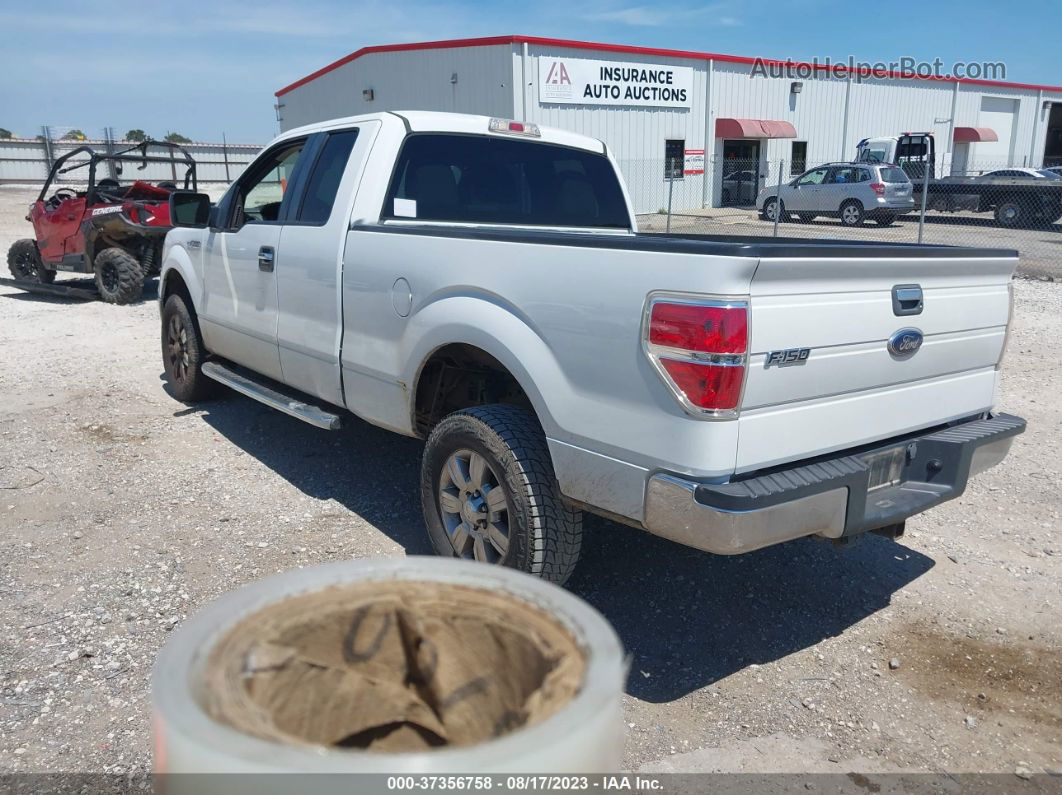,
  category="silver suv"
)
[756,162,914,227]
